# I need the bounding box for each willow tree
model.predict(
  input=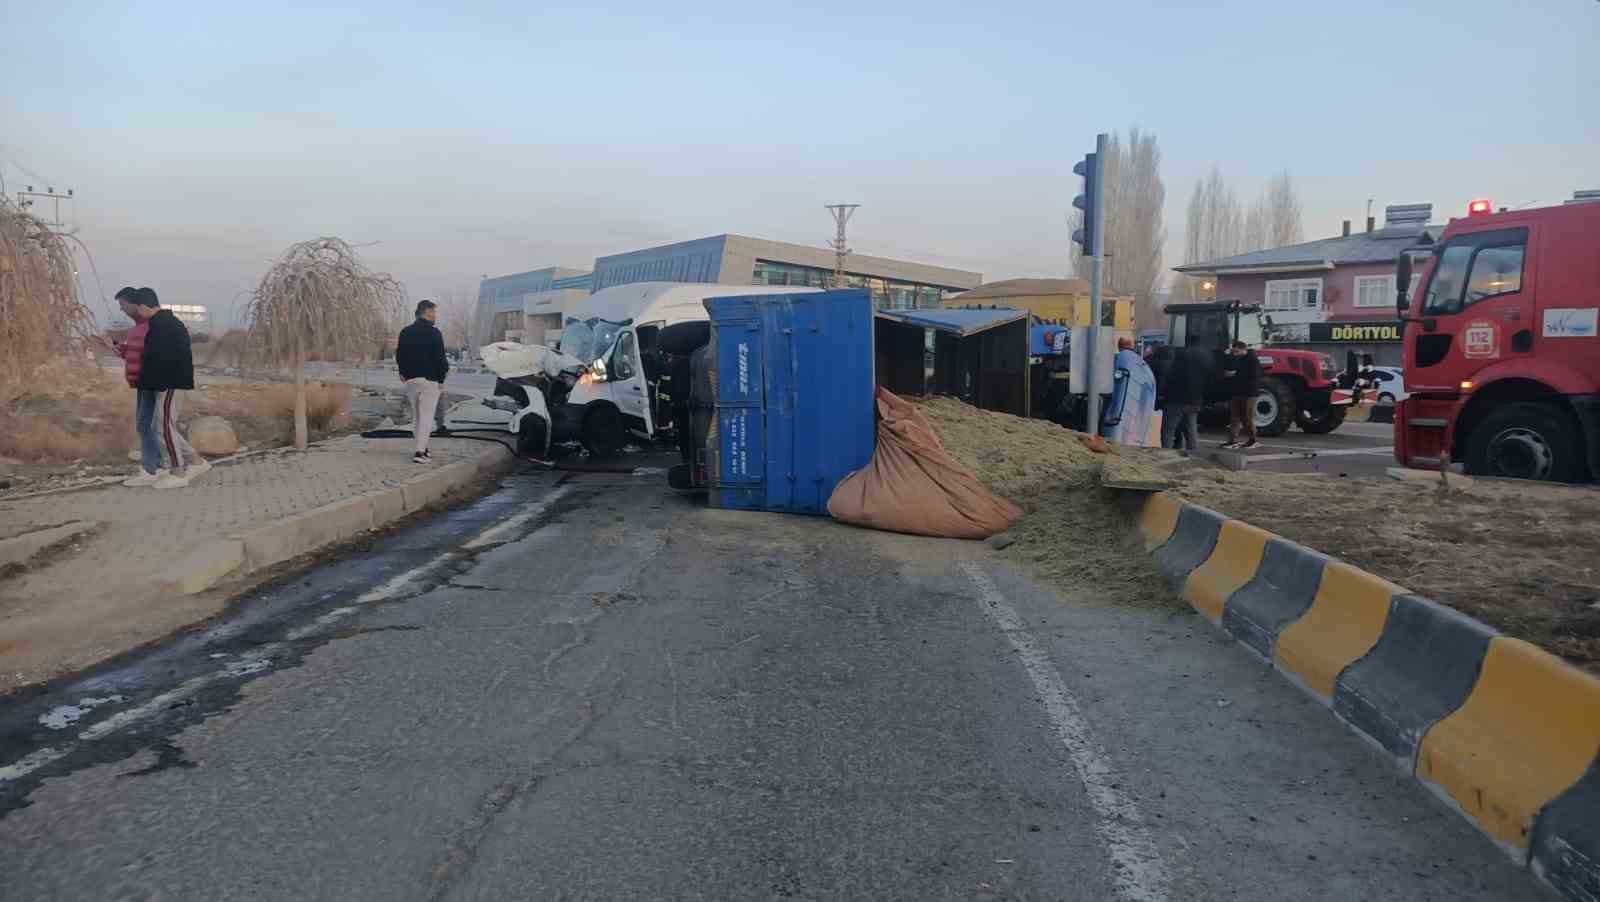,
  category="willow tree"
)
[0,195,96,397]
[244,238,404,449]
